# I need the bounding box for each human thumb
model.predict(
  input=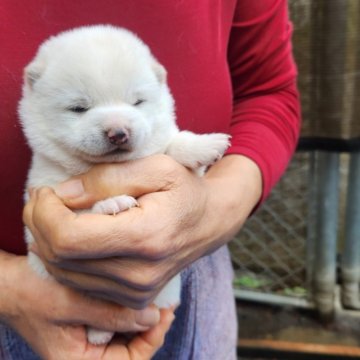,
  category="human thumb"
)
[54,163,135,209]
[54,156,176,209]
